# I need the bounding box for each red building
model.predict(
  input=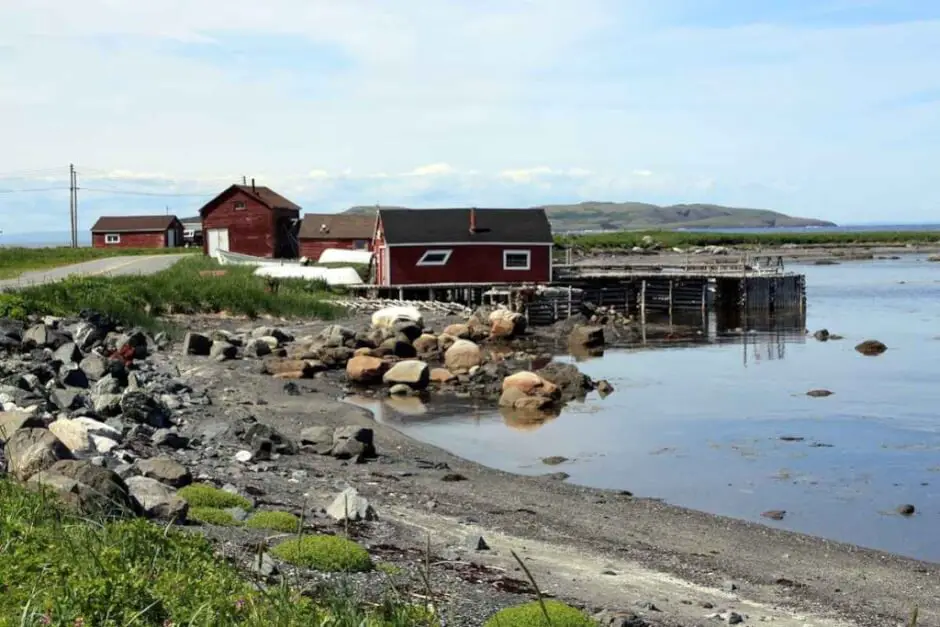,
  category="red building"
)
[373,207,553,286]
[90,215,183,249]
[198,182,300,258]
[297,213,375,261]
